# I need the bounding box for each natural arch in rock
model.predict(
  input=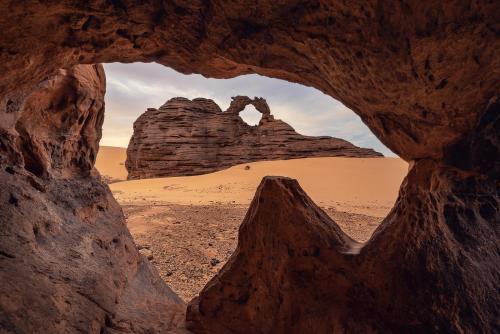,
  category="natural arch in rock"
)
[125,95,379,179]
[0,1,498,333]
[227,96,271,126]
[237,104,262,126]
[226,96,271,120]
